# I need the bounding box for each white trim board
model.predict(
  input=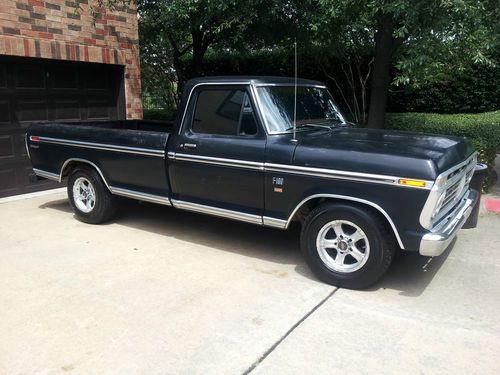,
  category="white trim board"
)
[0,187,66,204]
